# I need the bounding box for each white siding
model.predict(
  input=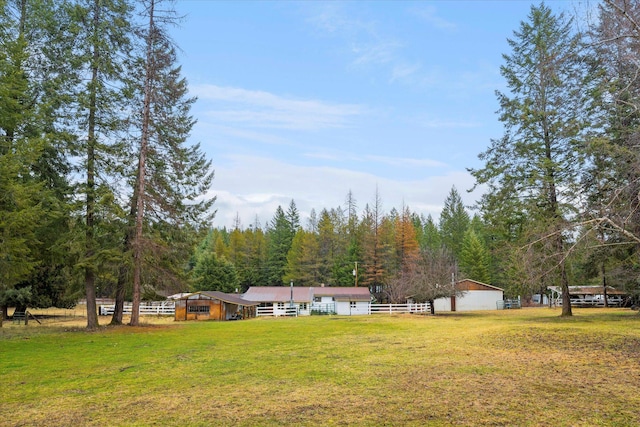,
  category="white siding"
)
[433,297,452,312]
[433,290,503,312]
[456,290,502,311]
[335,301,369,315]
